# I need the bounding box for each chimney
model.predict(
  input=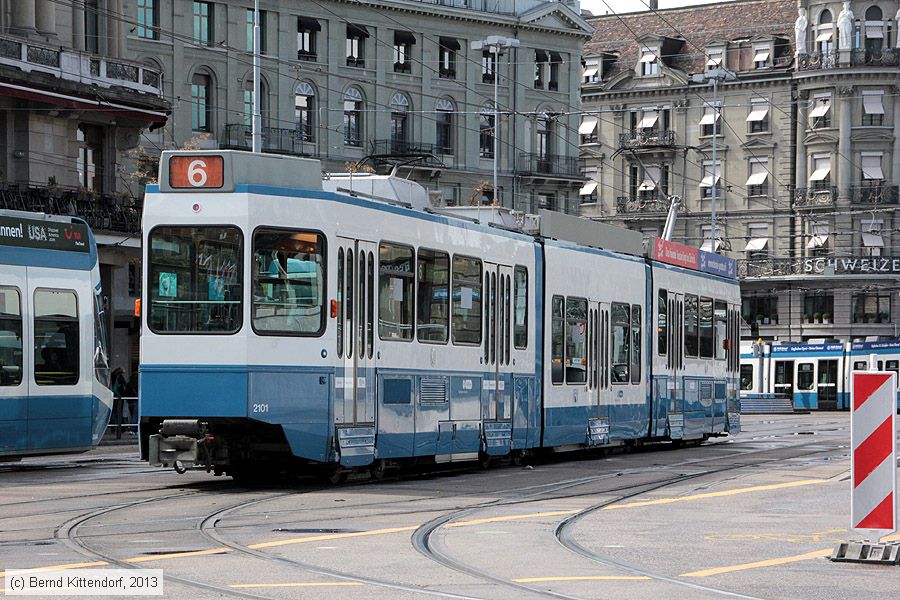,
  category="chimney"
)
[649,0,658,9]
